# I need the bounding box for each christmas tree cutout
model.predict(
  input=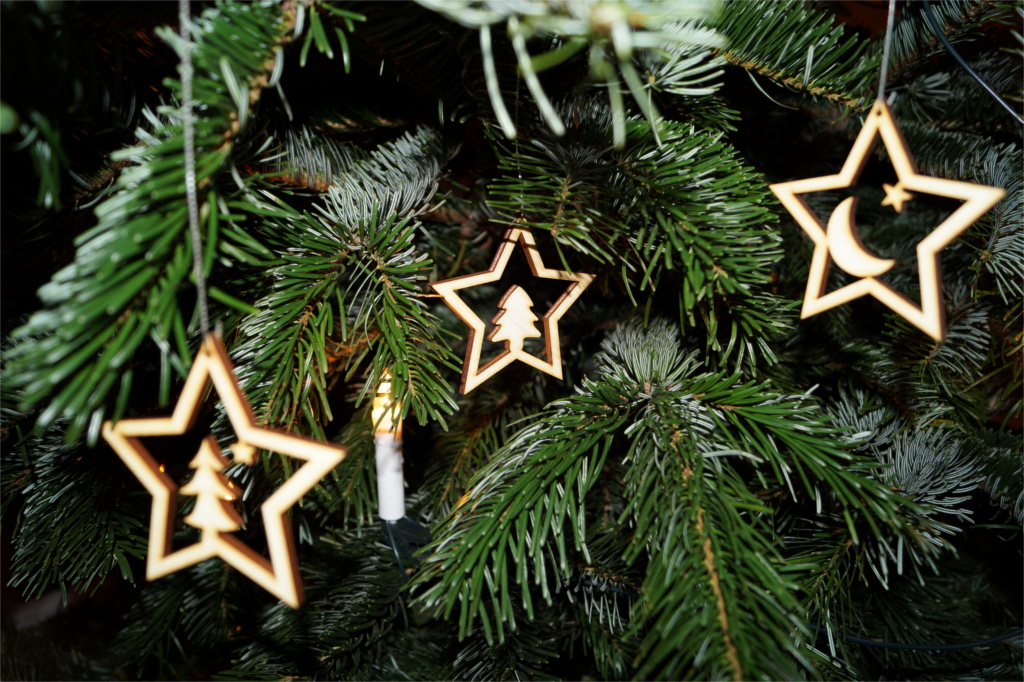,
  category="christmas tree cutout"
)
[180,437,243,535]
[488,285,542,362]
